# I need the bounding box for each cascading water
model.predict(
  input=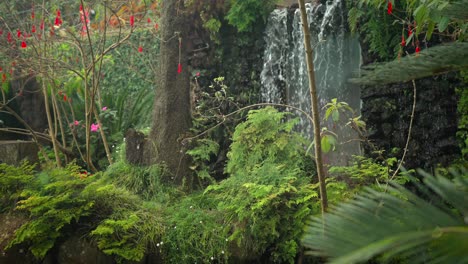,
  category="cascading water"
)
[261,0,362,165]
